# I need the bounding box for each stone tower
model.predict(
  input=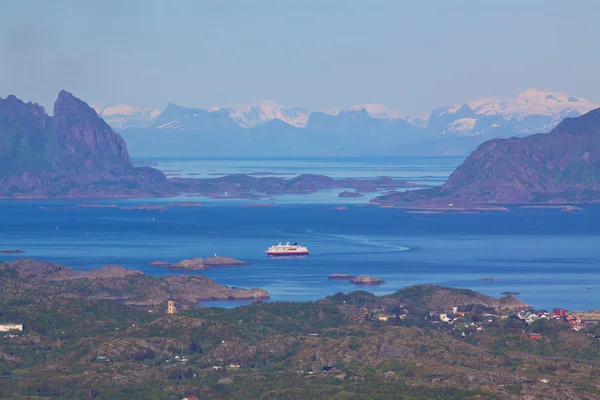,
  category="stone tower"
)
[167,300,176,315]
